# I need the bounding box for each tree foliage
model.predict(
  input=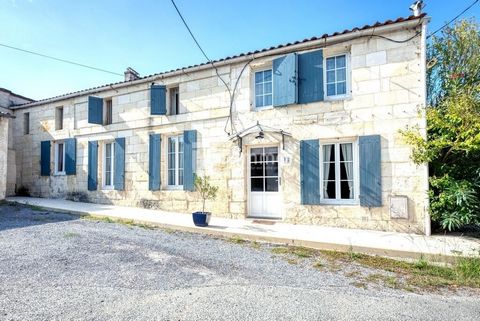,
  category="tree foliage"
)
[194,174,218,214]
[402,20,480,231]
